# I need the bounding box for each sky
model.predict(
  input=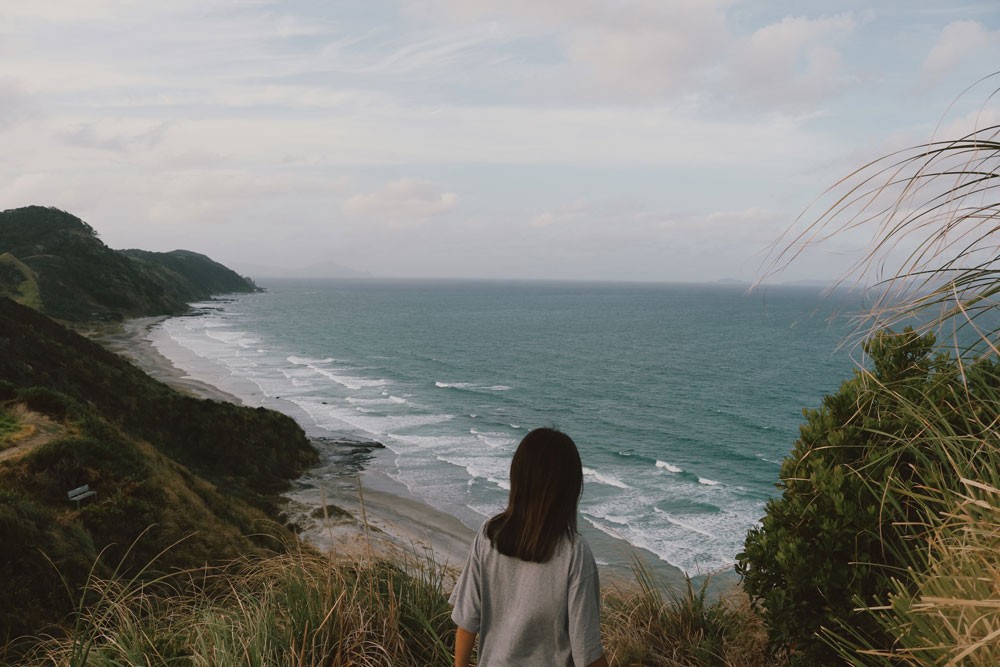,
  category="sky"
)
[1,1,999,283]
